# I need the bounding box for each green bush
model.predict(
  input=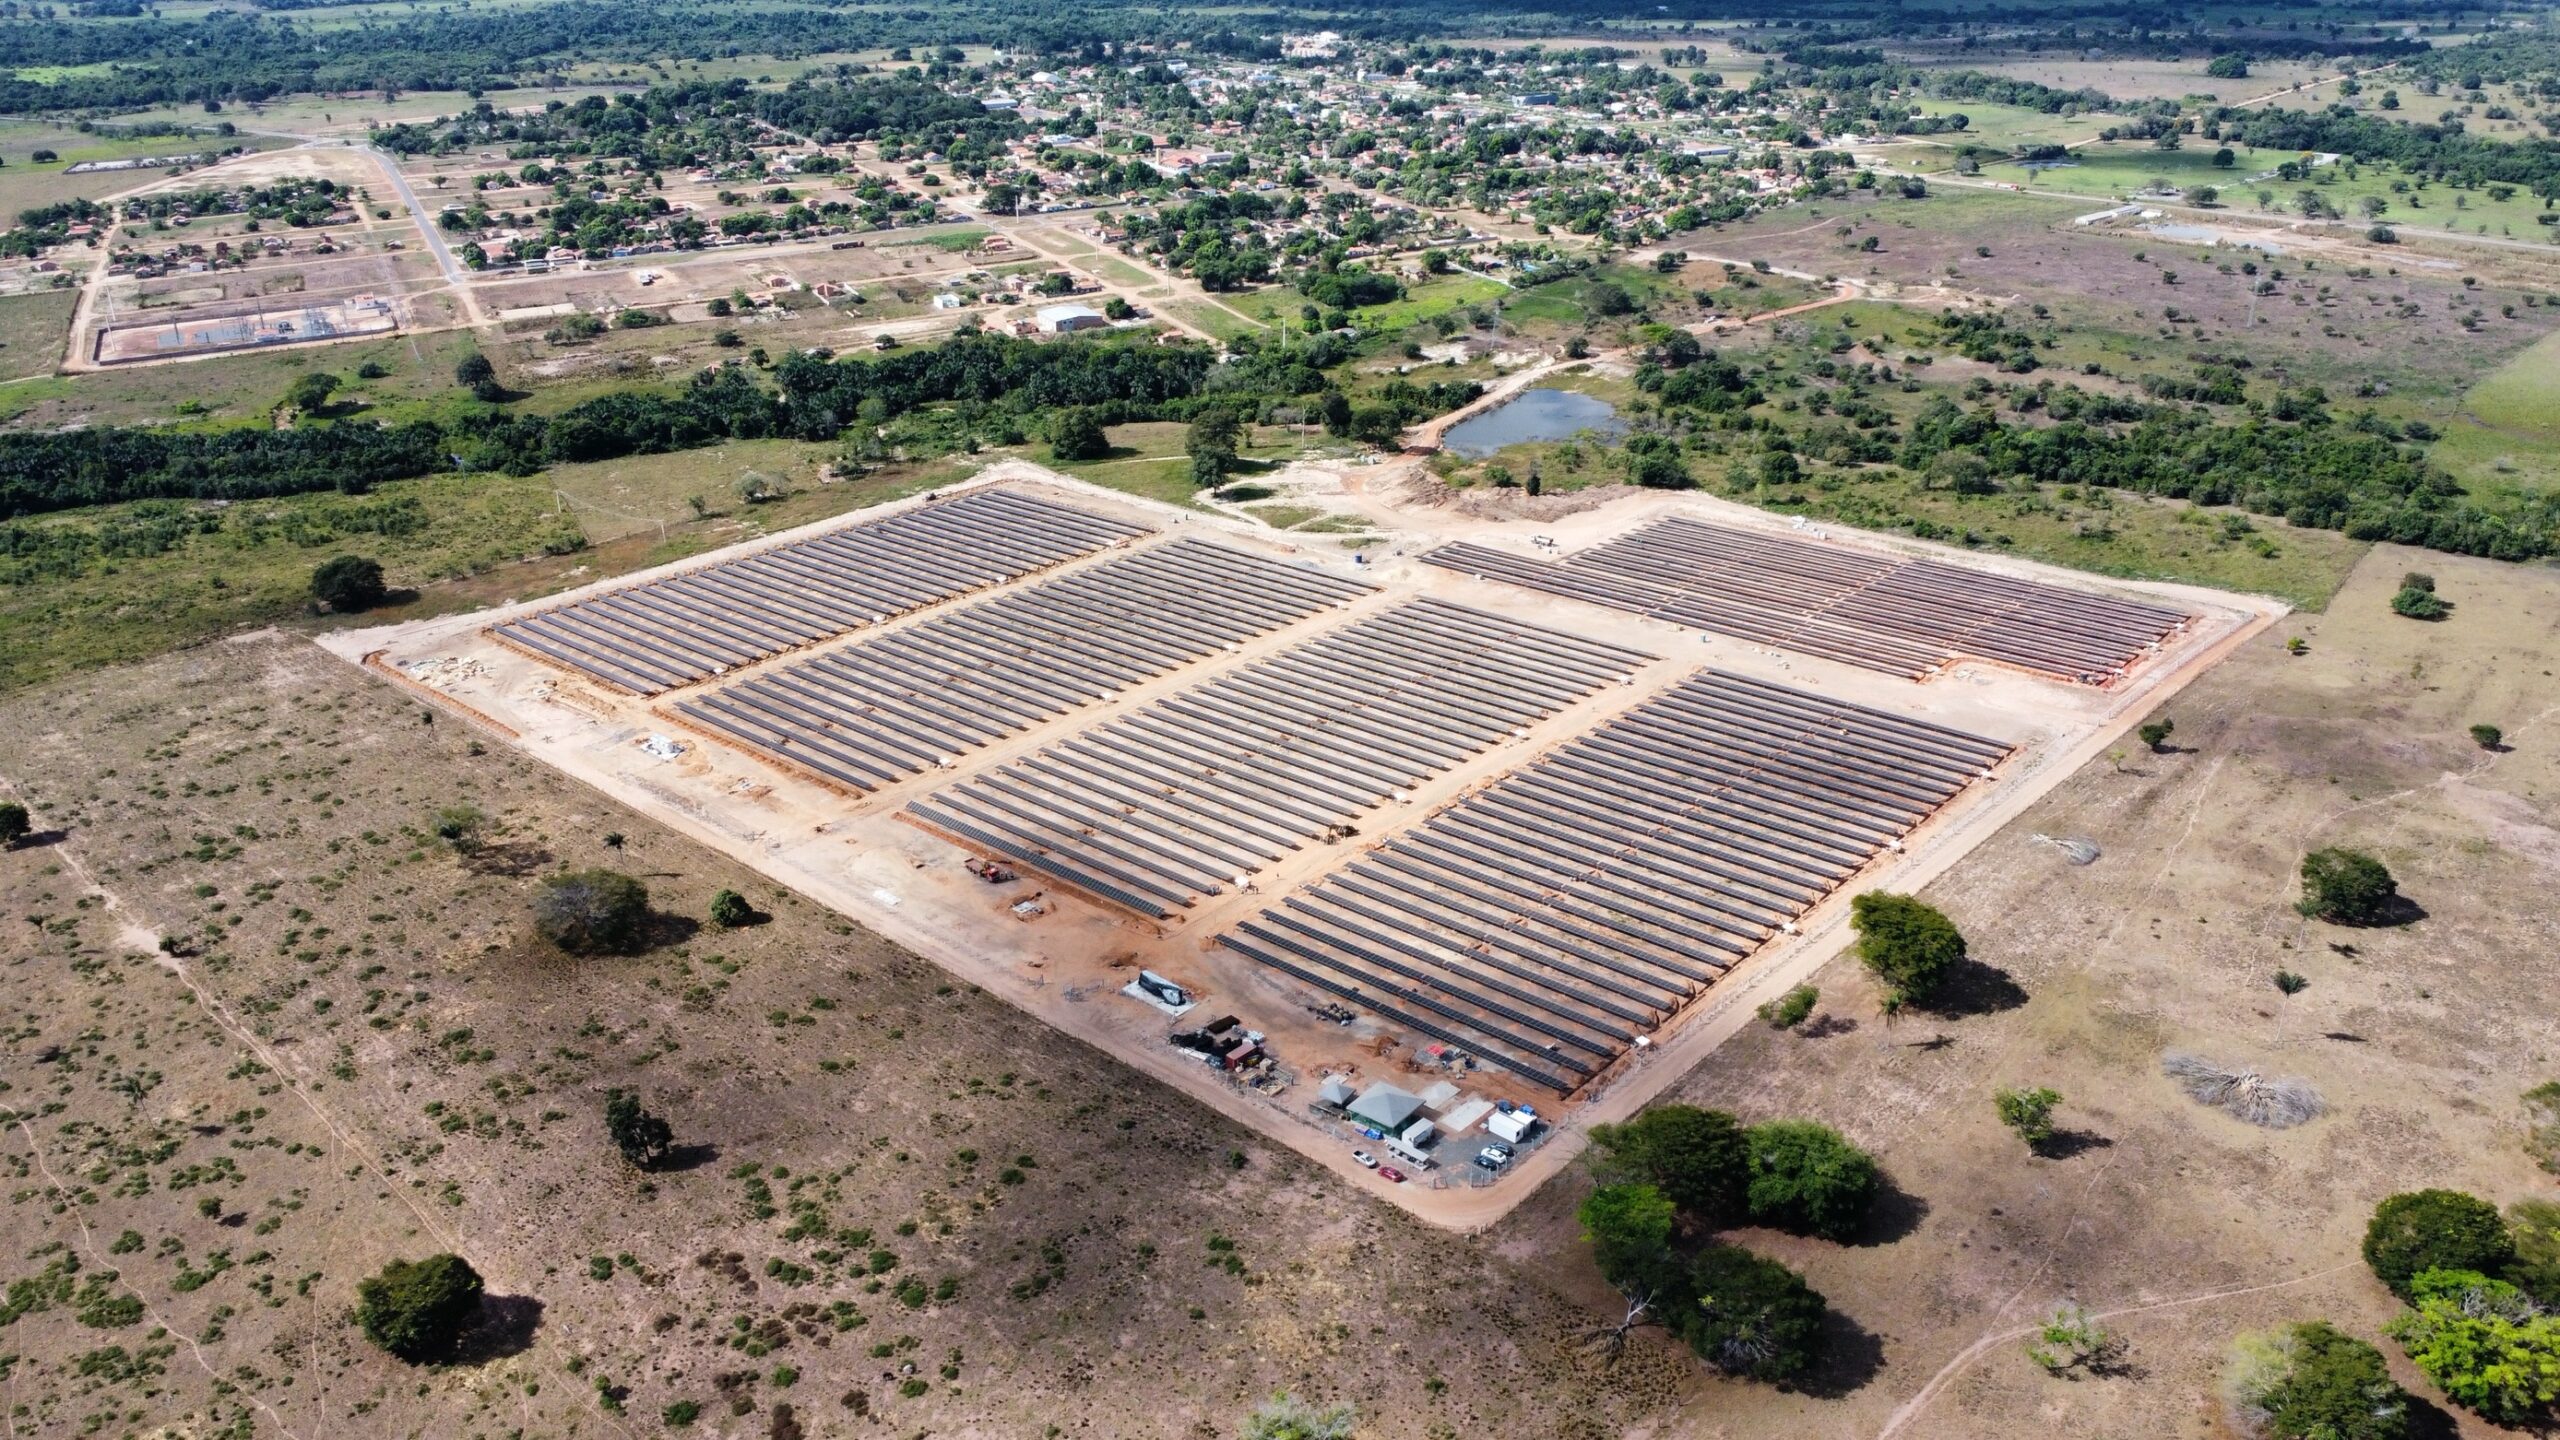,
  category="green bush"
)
[2470,723,2504,750]
[2529,1081,2560,1176]
[1048,408,1108,462]
[1758,985,1818,1030]
[2228,1321,2409,1440]
[2508,1199,2560,1306]
[1674,1244,1828,1381]
[2388,1269,2560,1425]
[1994,1087,2062,1148]
[310,554,387,613]
[604,1089,673,1169]
[0,800,29,848]
[2297,848,2399,926]
[1576,1182,1677,1282]
[1743,1120,1879,1240]
[1587,1105,1749,1225]
[1849,892,1966,1007]
[2362,1190,2514,1300]
[354,1253,484,1361]
[708,889,753,928]
[533,869,651,955]
[2390,573,2448,620]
